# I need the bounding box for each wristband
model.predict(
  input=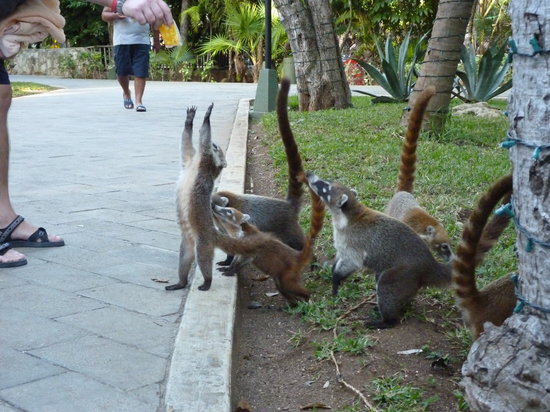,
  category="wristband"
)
[116,0,126,15]
[111,0,117,12]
